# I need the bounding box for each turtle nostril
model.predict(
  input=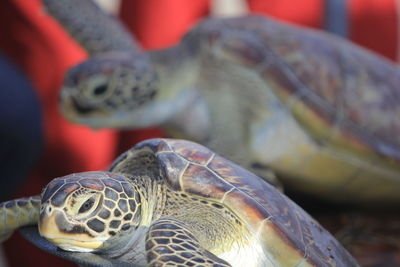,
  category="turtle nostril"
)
[72,98,96,114]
